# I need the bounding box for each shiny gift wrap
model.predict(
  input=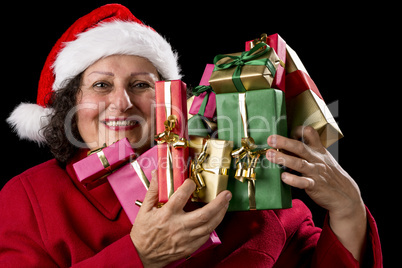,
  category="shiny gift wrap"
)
[209,43,282,94]
[155,80,189,203]
[189,137,233,203]
[216,89,292,211]
[285,44,342,148]
[73,138,135,189]
[286,70,343,148]
[245,33,287,92]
